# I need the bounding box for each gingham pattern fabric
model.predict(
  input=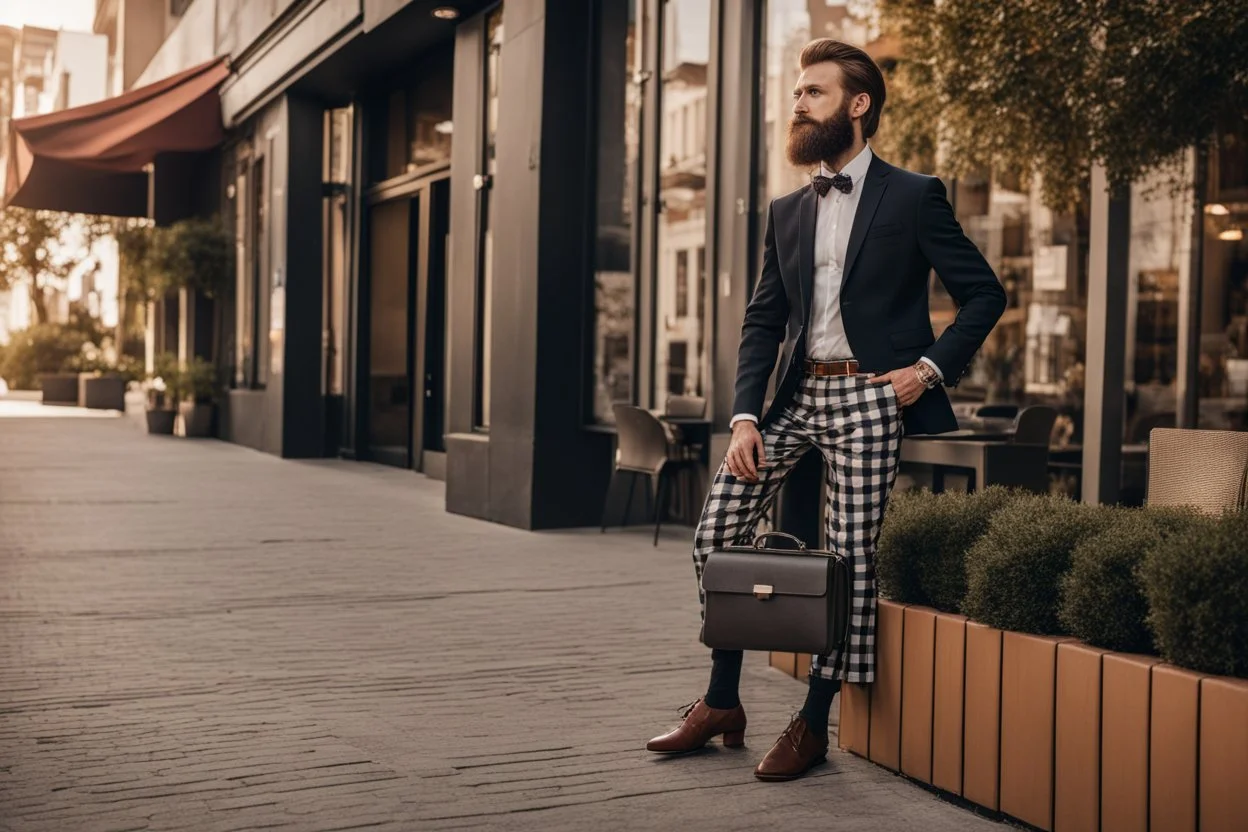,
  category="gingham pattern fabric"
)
[692,372,904,684]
